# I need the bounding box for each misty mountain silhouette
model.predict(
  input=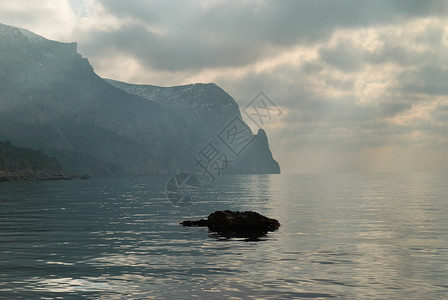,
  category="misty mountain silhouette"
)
[0,23,279,176]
